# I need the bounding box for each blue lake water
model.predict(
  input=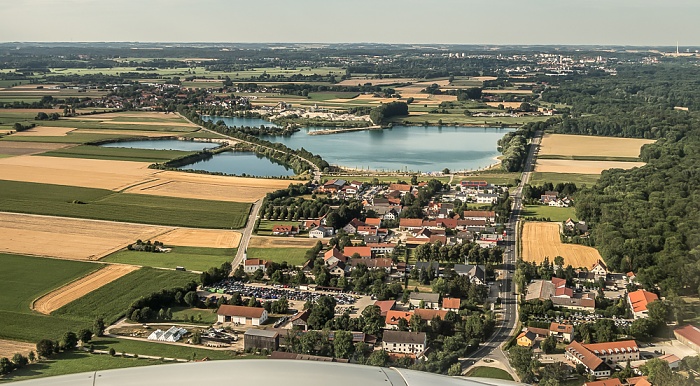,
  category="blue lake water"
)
[179,151,295,177]
[207,116,513,173]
